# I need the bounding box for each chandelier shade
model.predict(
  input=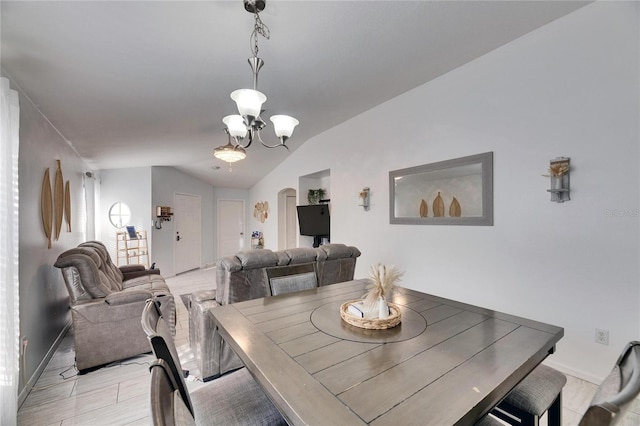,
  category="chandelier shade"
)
[230,89,266,118]
[270,115,299,138]
[223,115,249,138]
